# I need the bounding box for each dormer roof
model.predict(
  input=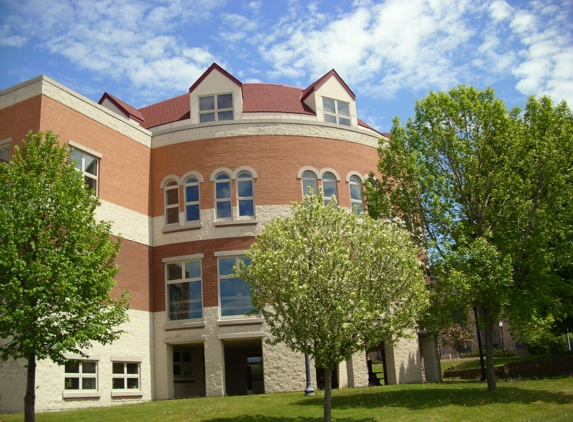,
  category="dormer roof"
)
[188,63,242,94]
[98,93,144,123]
[242,84,314,115]
[301,69,356,102]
